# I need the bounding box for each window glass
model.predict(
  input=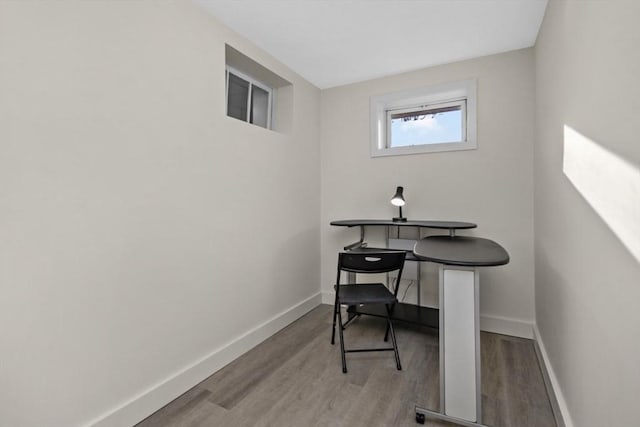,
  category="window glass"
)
[227,73,249,122]
[389,104,463,147]
[251,85,269,128]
